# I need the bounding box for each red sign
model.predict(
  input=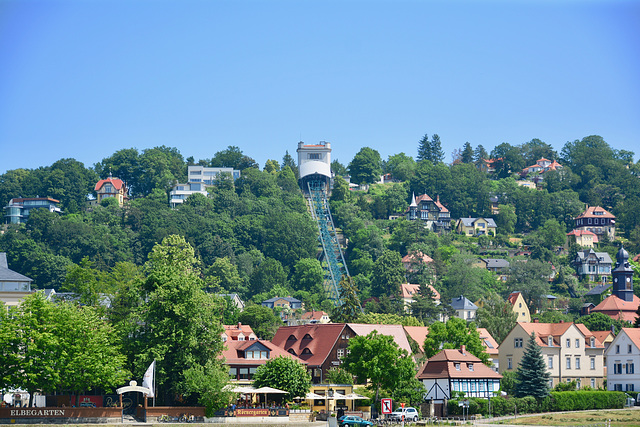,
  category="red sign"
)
[381,398,392,414]
[401,402,405,409]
